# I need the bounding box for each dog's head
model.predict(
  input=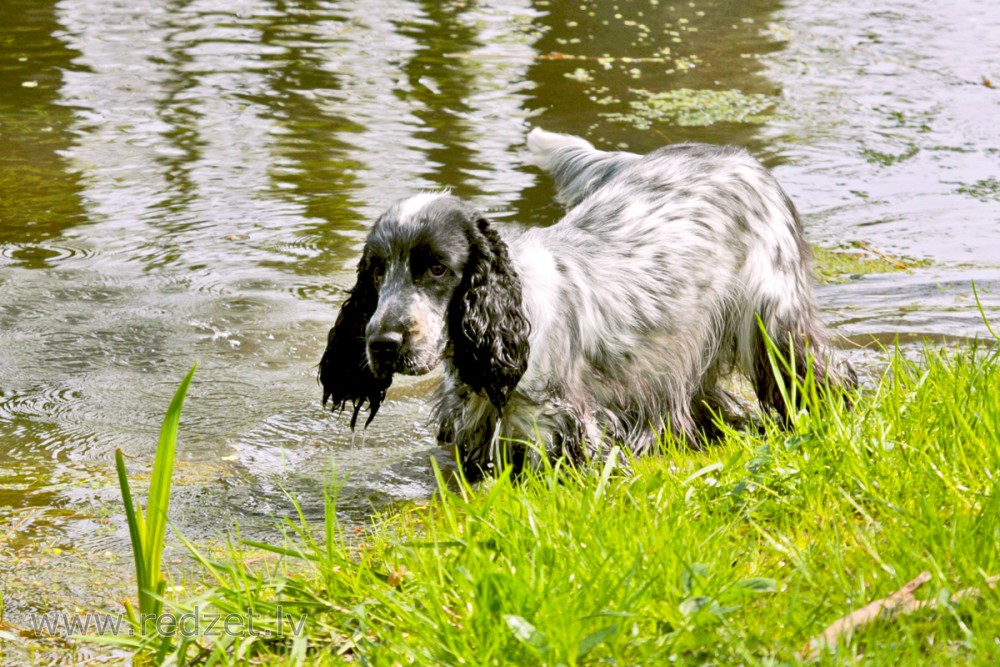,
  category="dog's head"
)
[319,194,530,428]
